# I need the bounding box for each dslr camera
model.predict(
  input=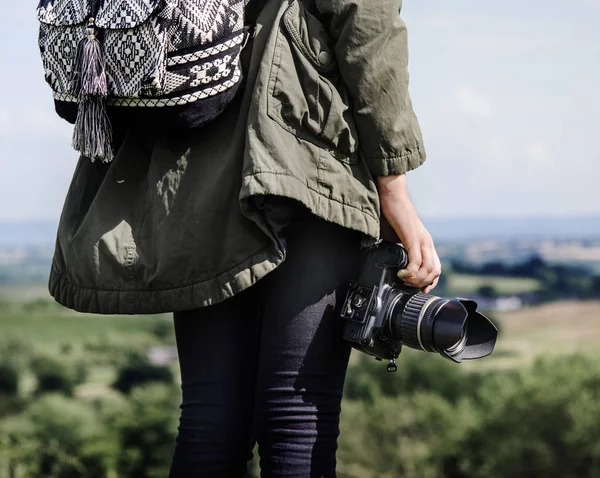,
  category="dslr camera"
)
[341,242,498,371]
